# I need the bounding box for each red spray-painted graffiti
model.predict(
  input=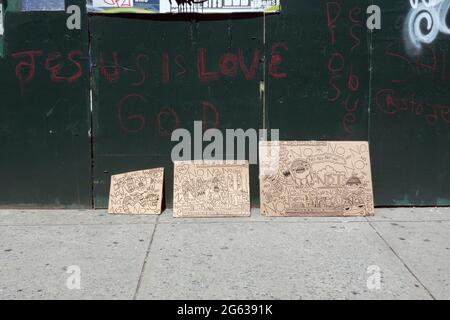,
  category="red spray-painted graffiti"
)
[326,2,365,134]
[97,44,287,85]
[11,50,84,93]
[117,93,221,136]
[375,88,450,126]
[375,39,450,126]
[96,44,288,136]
